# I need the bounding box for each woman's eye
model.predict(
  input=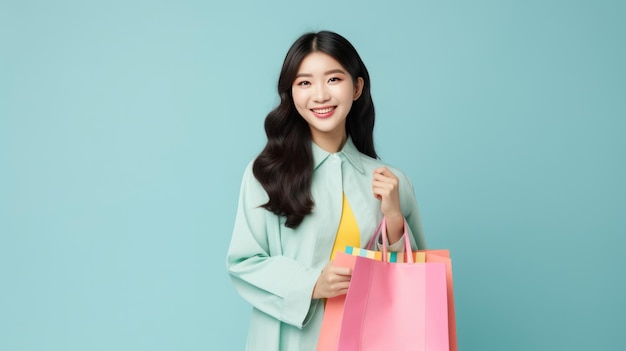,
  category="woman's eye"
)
[297,81,311,86]
[328,77,342,83]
